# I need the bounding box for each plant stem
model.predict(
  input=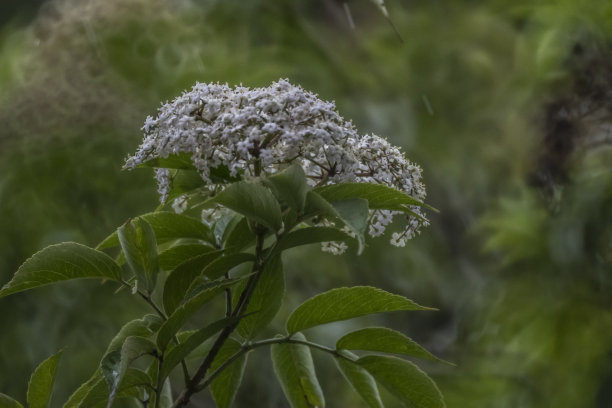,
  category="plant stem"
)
[224,272,232,317]
[172,231,267,408]
[120,279,167,319]
[154,357,164,408]
[195,335,353,392]
[119,279,191,386]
